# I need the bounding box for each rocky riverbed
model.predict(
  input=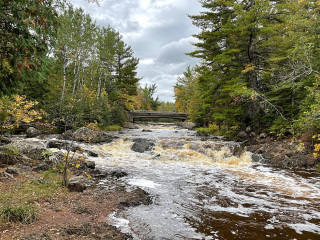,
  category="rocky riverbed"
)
[0,124,319,239]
